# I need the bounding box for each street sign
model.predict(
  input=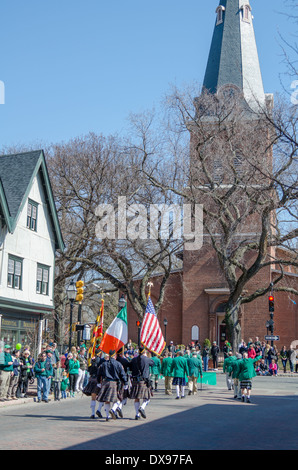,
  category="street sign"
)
[265,335,280,341]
